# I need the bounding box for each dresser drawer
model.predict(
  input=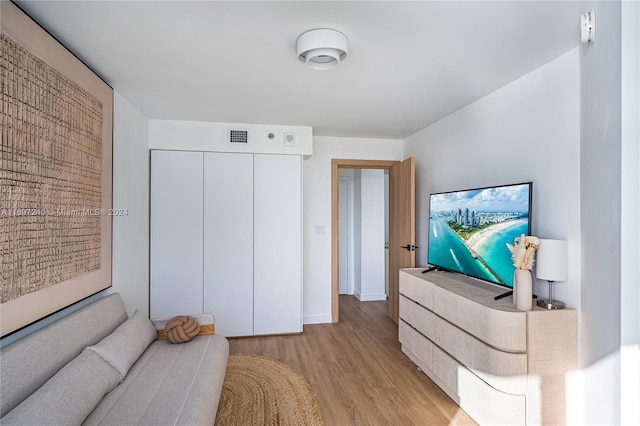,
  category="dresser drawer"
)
[432,315,528,394]
[399,295,434,339]
[432,345,526,426]
[432,285,527,352]
[399,320,433,371]
[399,270,433,309]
